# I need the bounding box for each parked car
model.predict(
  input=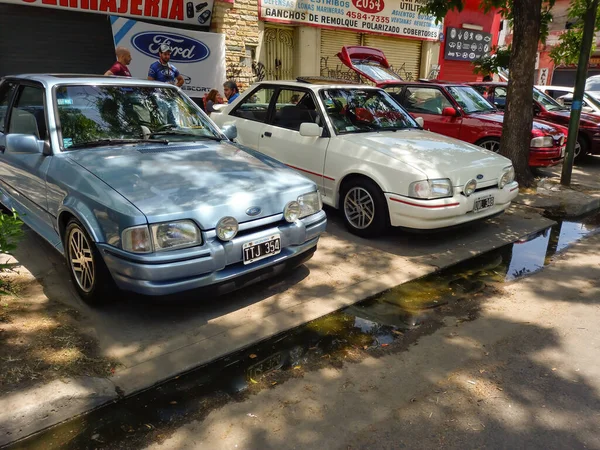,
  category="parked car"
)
[585,75,600,101]
[471,81,600,160]
[336,46,567,168]
[534,85,600,115]
[211,79,519,236]
[0,75,327,304]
